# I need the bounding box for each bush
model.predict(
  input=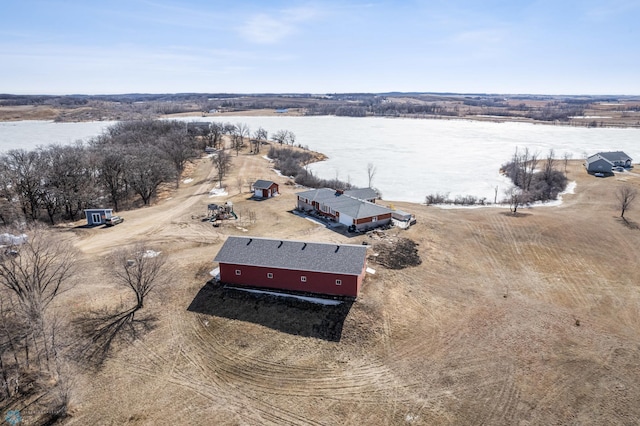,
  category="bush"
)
[268,146,353,190]
[425,193,486,206]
